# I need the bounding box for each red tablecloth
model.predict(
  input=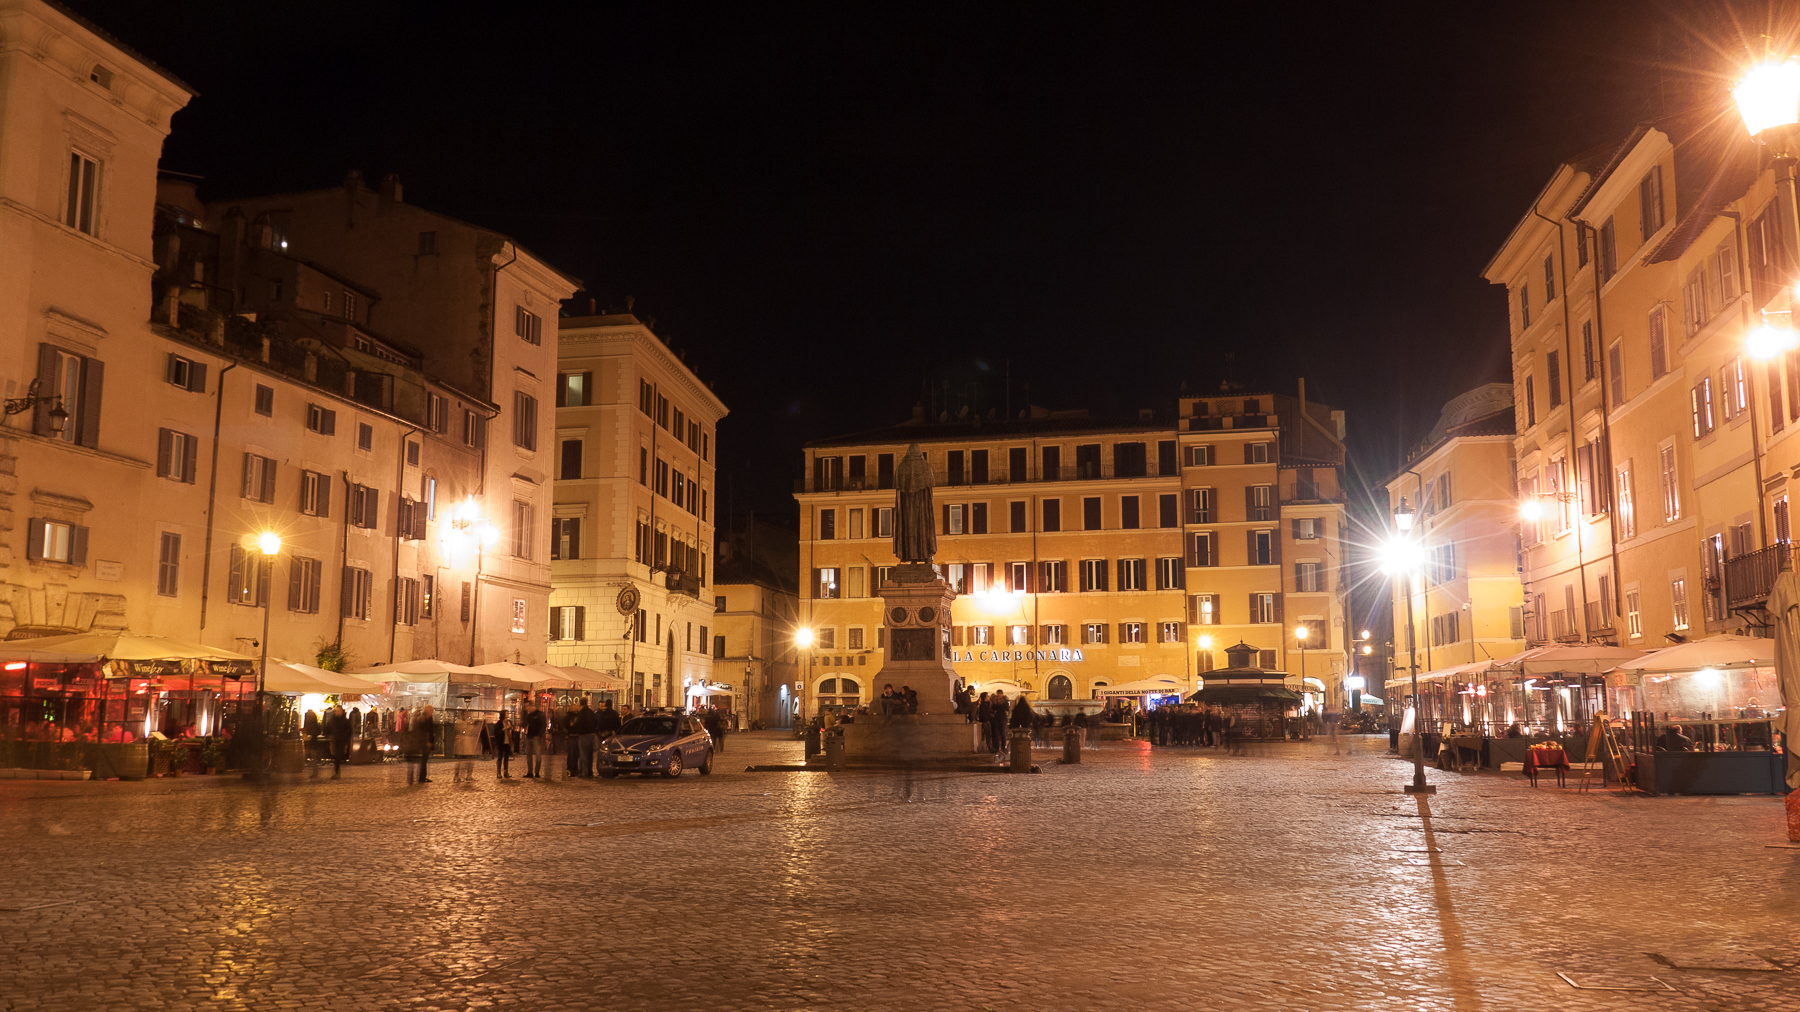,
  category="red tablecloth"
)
[1524,748,1568,773]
